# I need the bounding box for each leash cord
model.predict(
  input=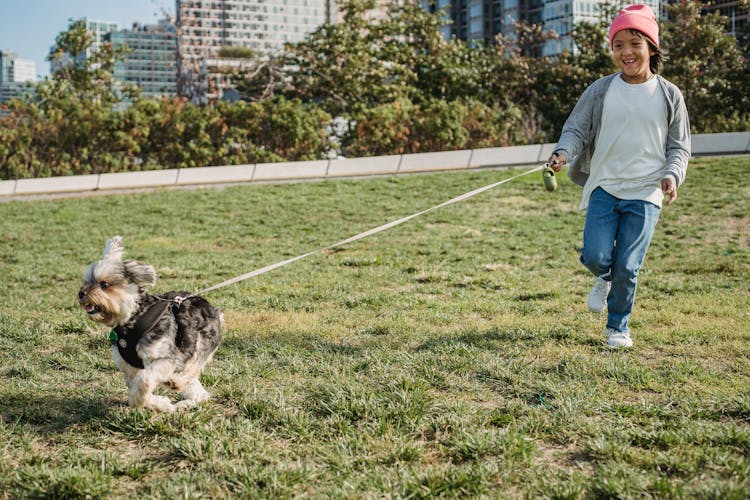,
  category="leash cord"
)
[185,164,546,299]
